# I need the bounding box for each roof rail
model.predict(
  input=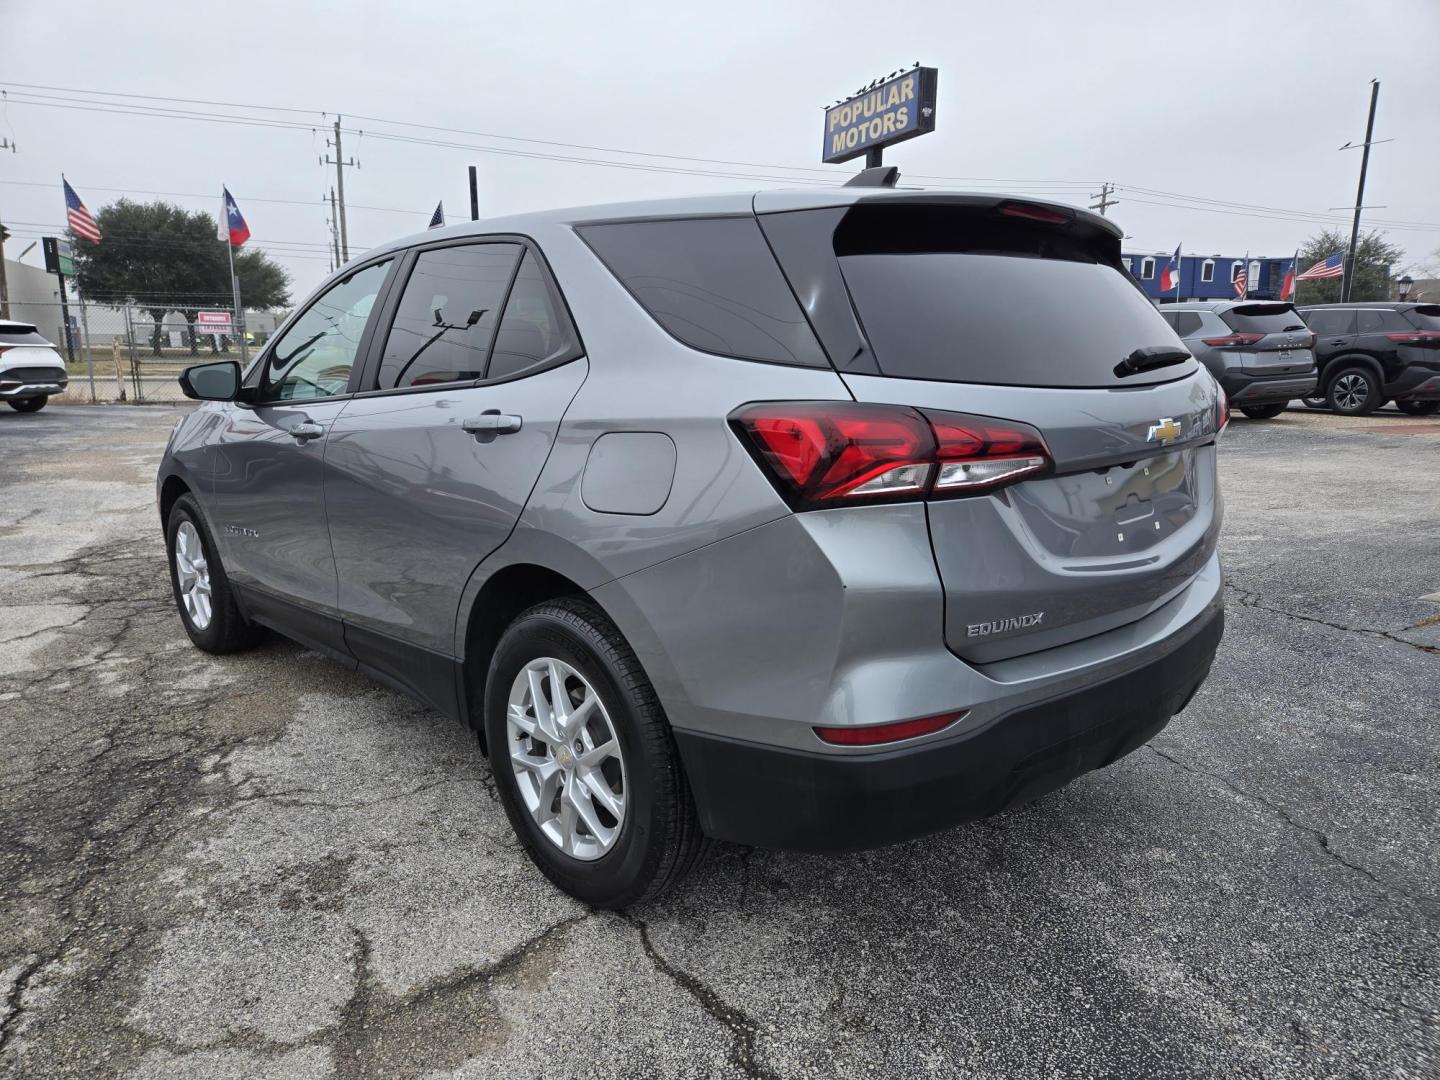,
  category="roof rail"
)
[844,166,900,188]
